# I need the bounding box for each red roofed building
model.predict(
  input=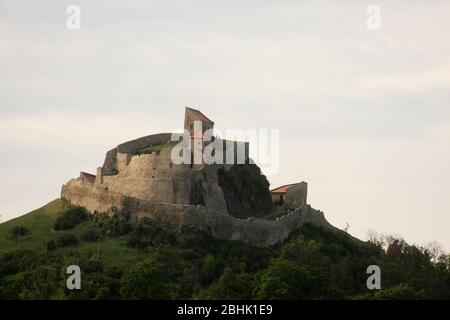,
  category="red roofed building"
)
[270,183,300,206]
[184,106,214,138]
[79,172,96,184]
